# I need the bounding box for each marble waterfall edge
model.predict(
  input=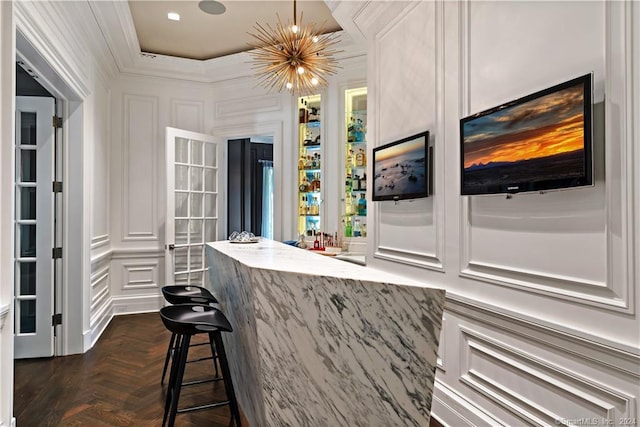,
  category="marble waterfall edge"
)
[205,240,445,427]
